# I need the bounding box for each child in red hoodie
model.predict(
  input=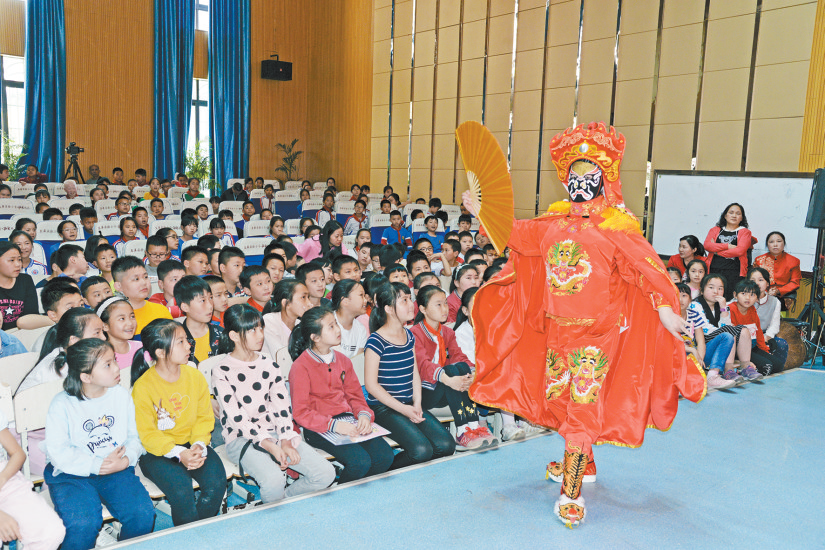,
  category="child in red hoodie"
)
[288,306,393,483]
[729,278,781,378]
